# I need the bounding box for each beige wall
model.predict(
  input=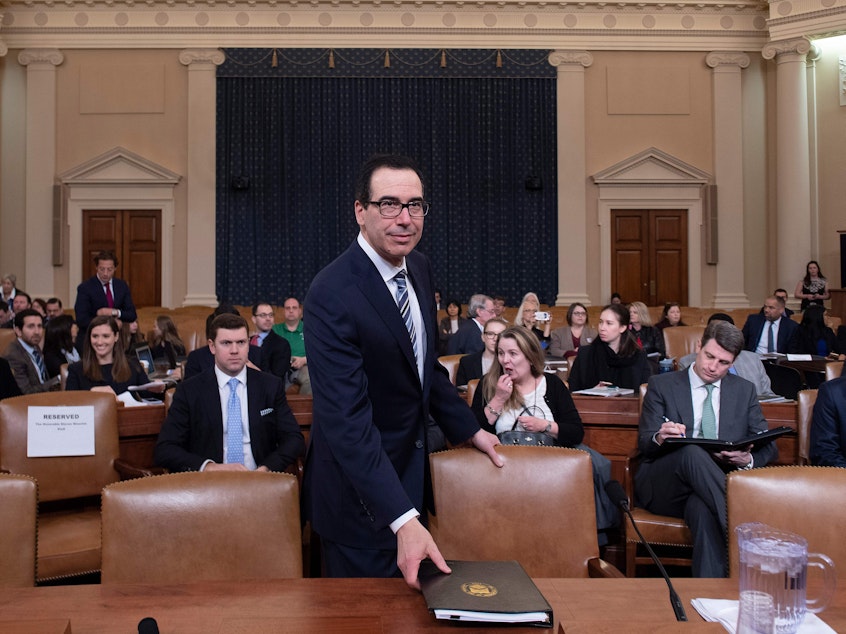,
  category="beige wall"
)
[0,56,27,287]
